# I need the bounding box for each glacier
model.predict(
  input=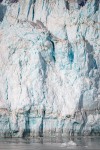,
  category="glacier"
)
[0,0,100,137]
